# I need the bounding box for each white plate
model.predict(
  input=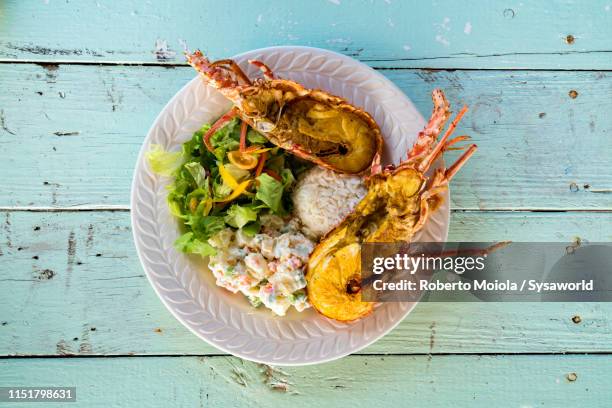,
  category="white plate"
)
[131,46,449,365]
